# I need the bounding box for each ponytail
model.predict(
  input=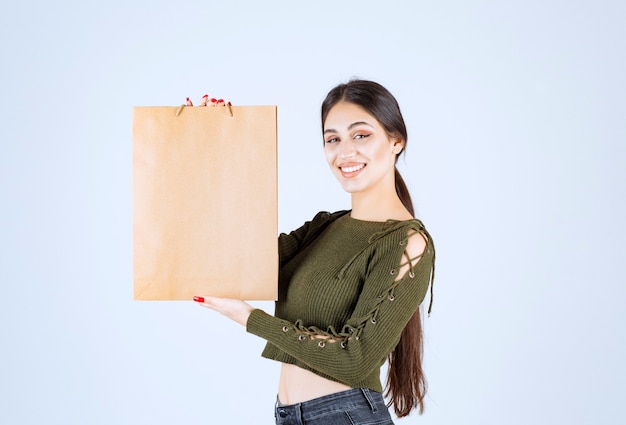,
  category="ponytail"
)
[394,168,414,217]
